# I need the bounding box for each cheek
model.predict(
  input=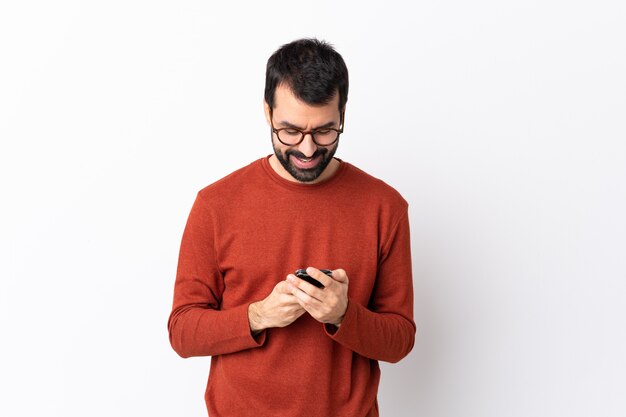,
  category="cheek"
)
[270,134,280,148]
[324,143,338,156]
[271,138,289,156]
